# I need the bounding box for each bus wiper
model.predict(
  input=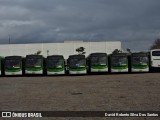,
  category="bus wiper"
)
[13,66,20,68]
[100,64,106,65]
[34,65,41,67]
[56,65,62,68]
[139,62,147,65]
